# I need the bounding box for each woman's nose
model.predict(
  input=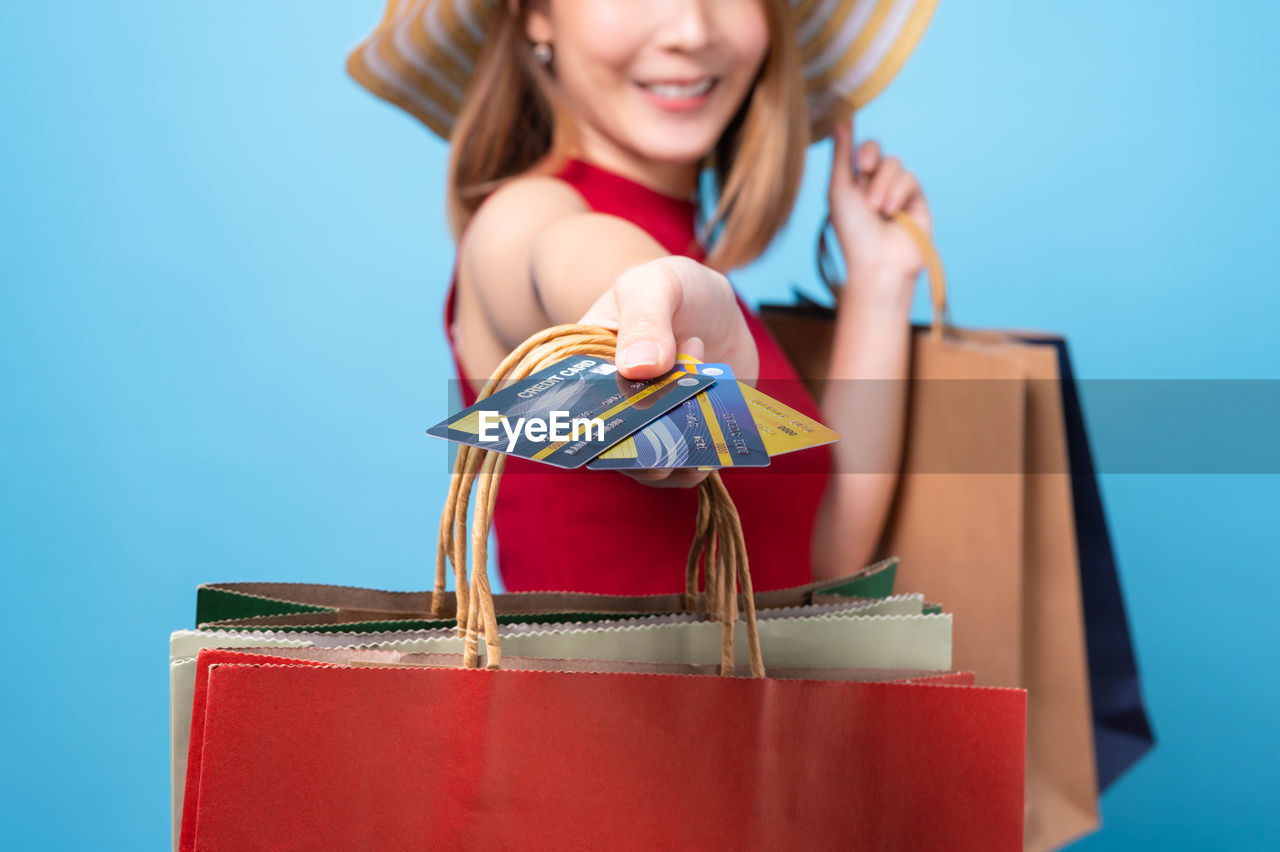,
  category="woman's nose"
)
[655,0,715,51]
